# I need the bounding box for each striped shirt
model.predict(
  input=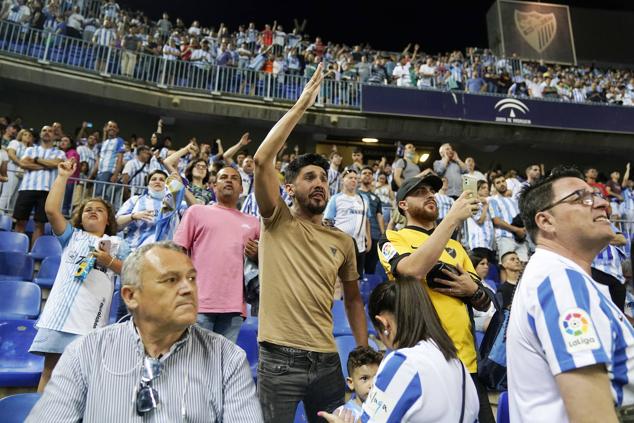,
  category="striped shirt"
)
[19,145,66,191]
[241,188,292,217]
[593,244,626,283]
[76,145,96,175]
[116,193,165,249]
[324,192,369,252]
[93,27,116,46]
[7,5,30,23]
[7,139,27,172]
[488,195,520,239]
[434,193,454,221]
[328,167,341,197]
[27,319,263,422]
[97,137,124,173]
[508,248,634,422]
[360,340,479,422]
[464,209,495,251]
[122,158,151,194]
[36,223,129,335]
